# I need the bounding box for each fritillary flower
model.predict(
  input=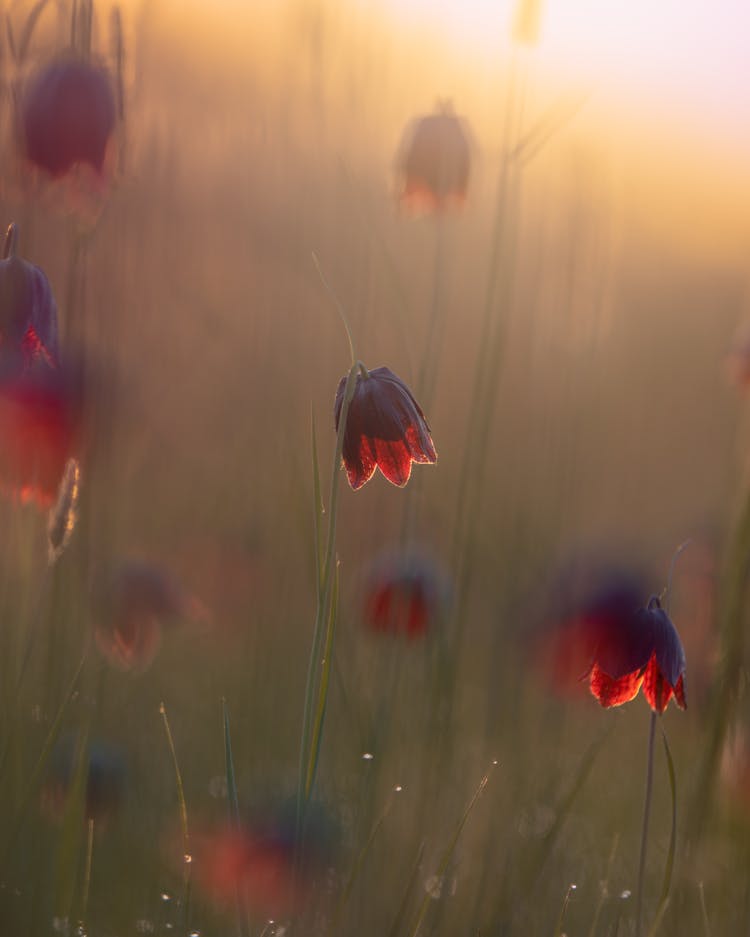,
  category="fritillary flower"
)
[94,561,197,673]
[22,57,116,178]
[589,595,687,713]
[334,366,436,490]
[395,102,471,214]
[364,550,450,639]
[531,563,648,700]
[193,798,338,921]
